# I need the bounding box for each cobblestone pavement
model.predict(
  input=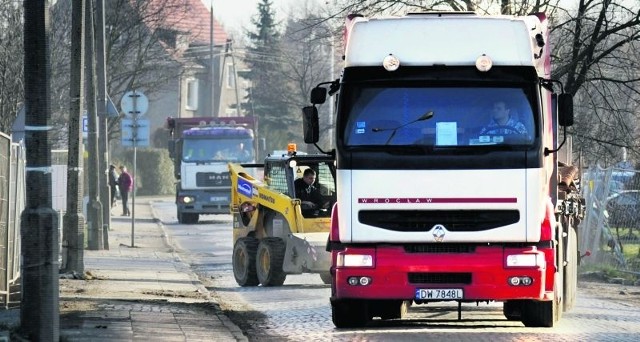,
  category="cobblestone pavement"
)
[153,200,640,342]
[53,197,247,342]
